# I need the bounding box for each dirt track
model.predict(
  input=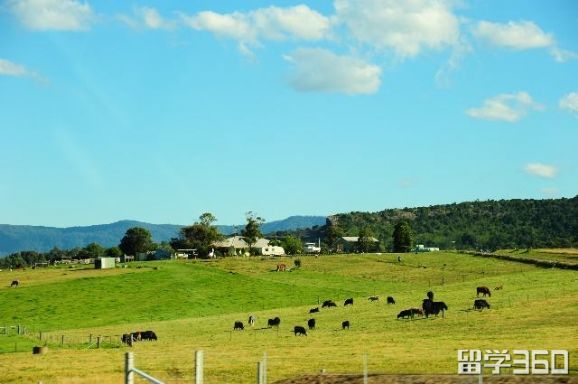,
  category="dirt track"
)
[272,374,578,384]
